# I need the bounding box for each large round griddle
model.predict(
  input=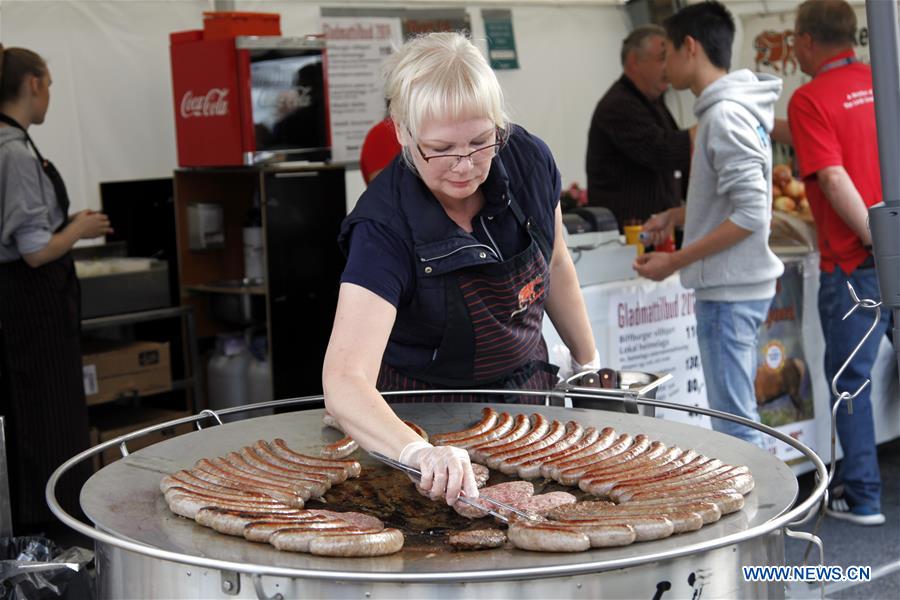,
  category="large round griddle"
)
[80,403,797,579]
